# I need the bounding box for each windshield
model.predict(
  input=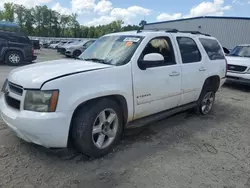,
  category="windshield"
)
[78,35,143,66]
[228,46,250,57]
